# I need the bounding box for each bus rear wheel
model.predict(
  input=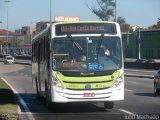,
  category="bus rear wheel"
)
[104,101,114,109]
